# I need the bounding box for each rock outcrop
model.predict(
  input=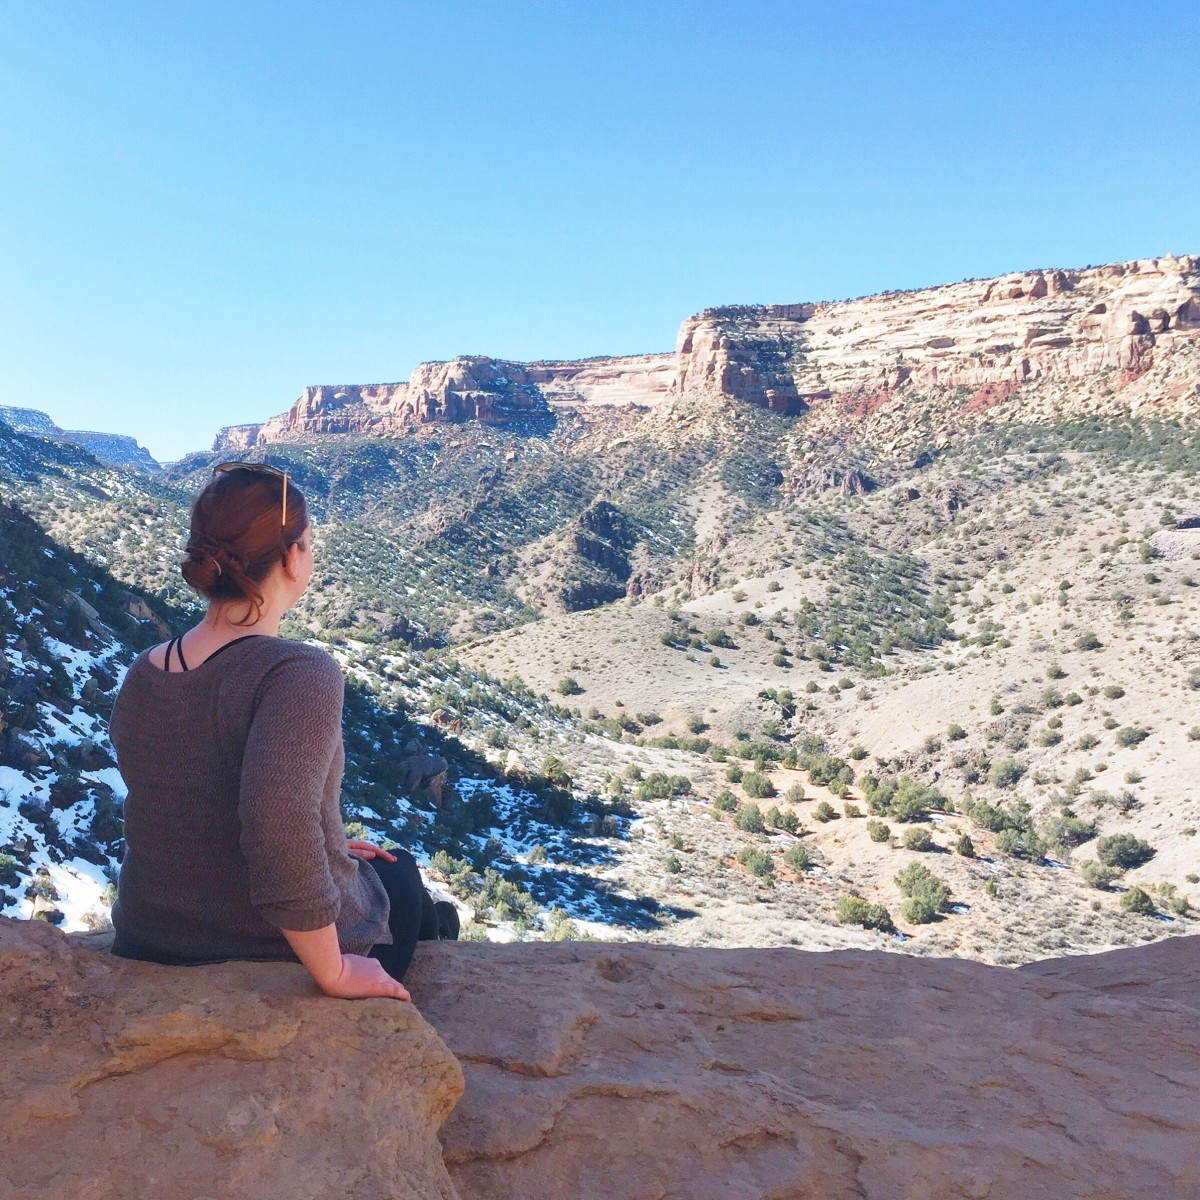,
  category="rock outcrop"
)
[224,353,677,448]
[674,255,1200,413]
[211,254,1200,451]
[0,917,463,1200]
[4,918,1198,1199]
[412,937,1200,1200]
